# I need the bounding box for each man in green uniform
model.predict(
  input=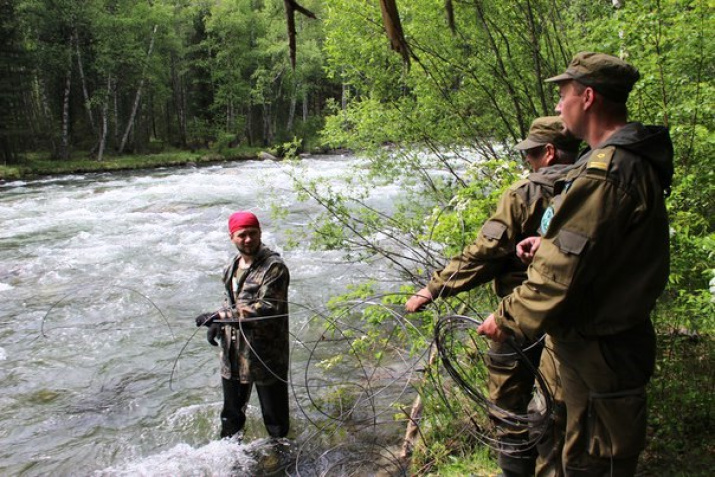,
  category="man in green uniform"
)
[406,116,580,477]
[479,52,673,476]
[196,211,291,440]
